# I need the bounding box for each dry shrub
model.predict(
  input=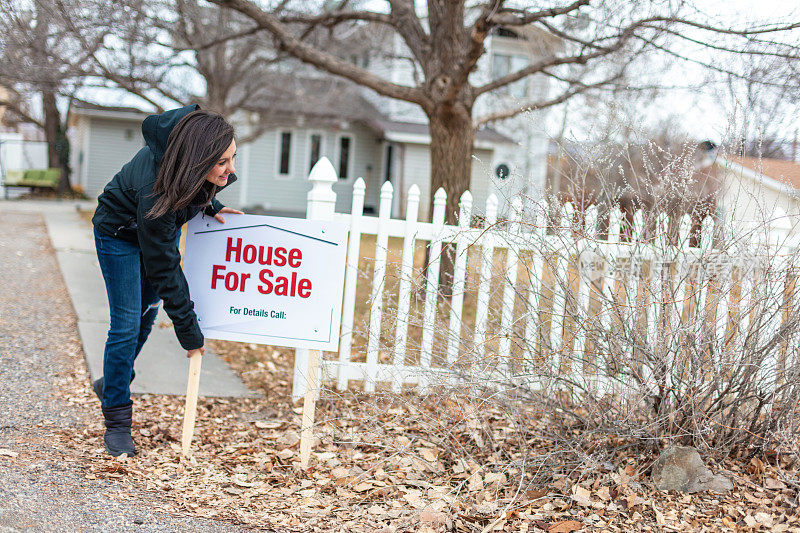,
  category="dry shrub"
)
[325,138,800,495]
